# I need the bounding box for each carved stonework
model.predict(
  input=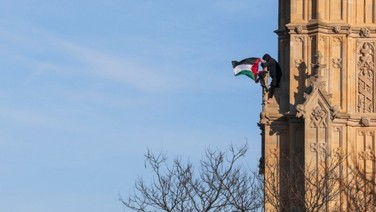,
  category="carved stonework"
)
[268,148,279,166]
[331,38,342,70]
[357,42,375,113]
[270,126,287,136]
[333,126,342,133]
[319,36,326,45]
[358,145,376,161]
[310,142,328,158]
[334,147,343,158]
[296,104,305,118]
[318,142,328,155]
[263,2,376,211]
[360,27,371,38]
[310,142,318,152]
[332,58,342,68]
[333,36,343,42]
[358,130,367,136]
[312,51,323,68]
[295,36,304,43]
[310,104,327,128]
[259,112,271,125]
[311,51,327,79]
[360,116,371,127]
[333,26,341,34]
[308,77,327,93]
[347,27,352,35]
[270,148,278,157]
[358,130,375,137]
[295,26,303,34]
